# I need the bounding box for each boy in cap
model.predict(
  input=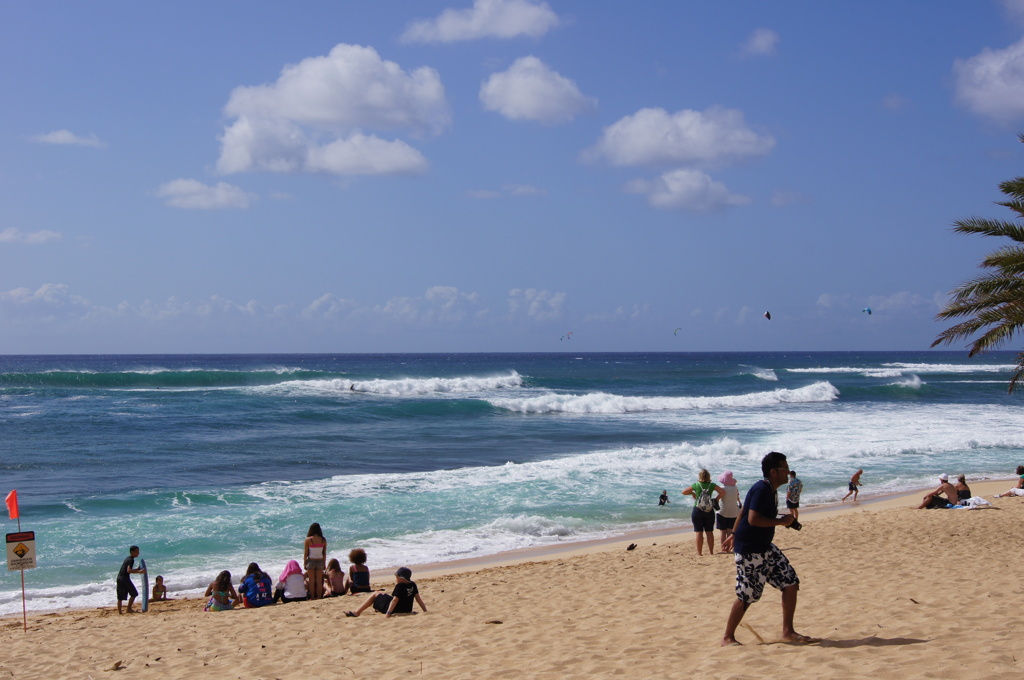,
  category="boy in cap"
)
[916,474,957,509]
[345,567,427,618]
